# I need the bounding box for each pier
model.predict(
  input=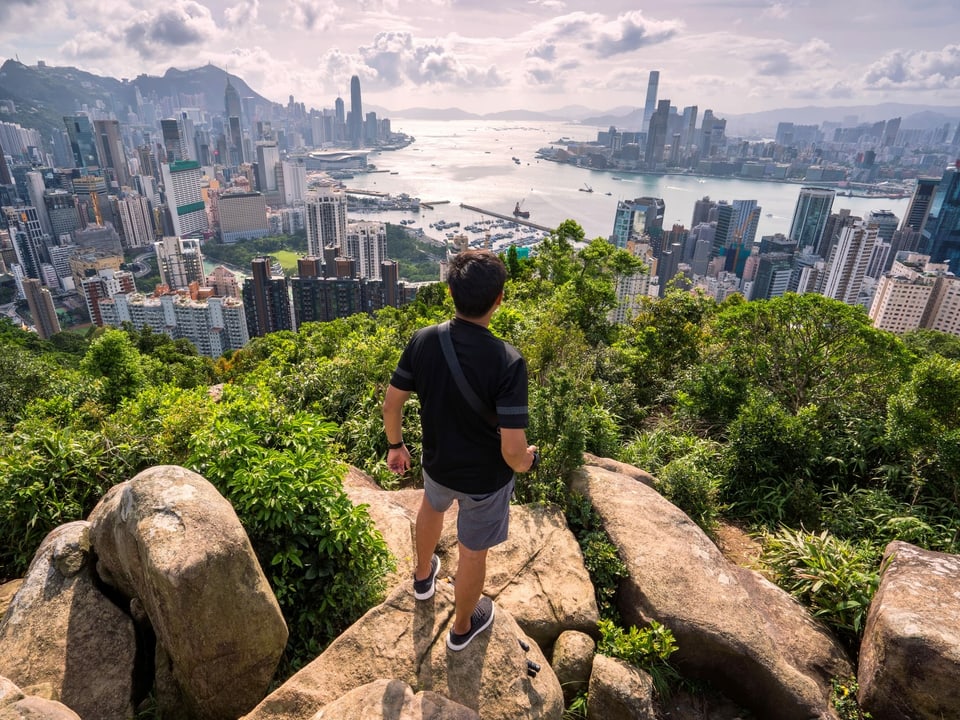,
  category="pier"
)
[420,200,450,209]
[459,203,553,232]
